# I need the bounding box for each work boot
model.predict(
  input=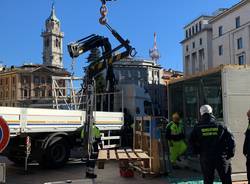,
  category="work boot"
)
[86,172,97,179]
